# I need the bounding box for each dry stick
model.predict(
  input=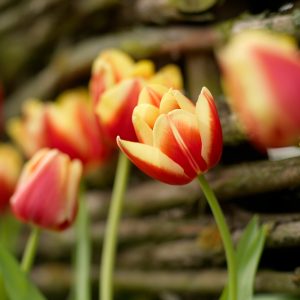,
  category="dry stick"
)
[31,265,300,296]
